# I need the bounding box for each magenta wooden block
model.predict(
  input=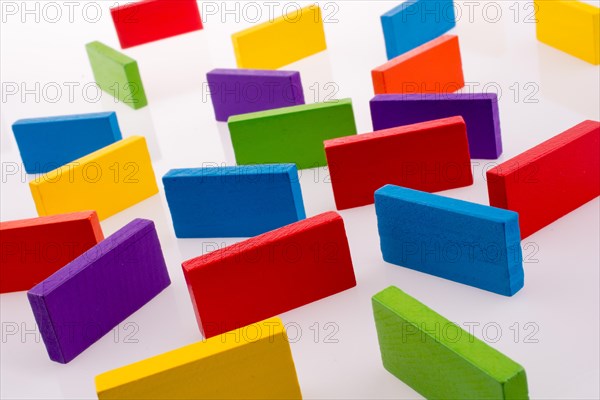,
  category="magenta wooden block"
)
[27,219,170,364]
